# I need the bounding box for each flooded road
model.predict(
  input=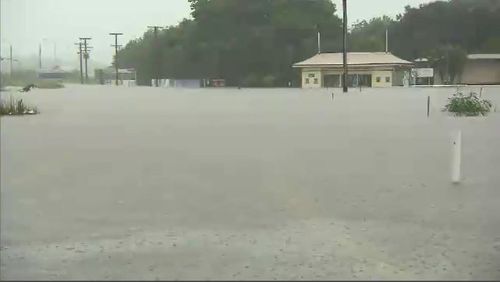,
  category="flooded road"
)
[2,85,500,280]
